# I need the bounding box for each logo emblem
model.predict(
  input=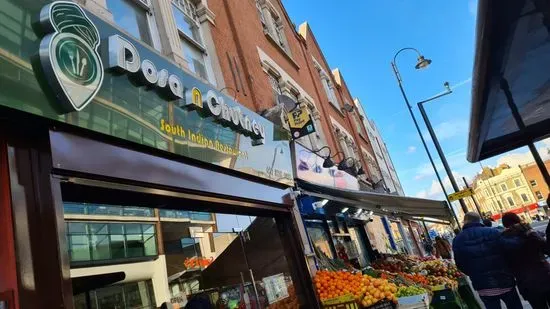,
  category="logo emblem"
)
[36,1,103,112]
